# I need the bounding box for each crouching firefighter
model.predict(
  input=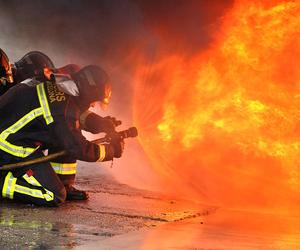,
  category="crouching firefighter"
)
[0,48,55,94]
[0,65,124,206]
[0,49,121,200]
